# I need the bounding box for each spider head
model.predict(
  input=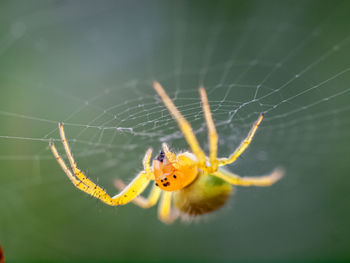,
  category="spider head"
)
[153,149,198,191]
